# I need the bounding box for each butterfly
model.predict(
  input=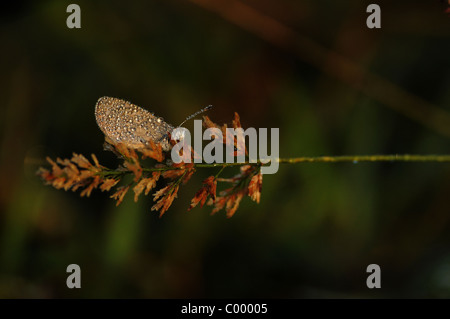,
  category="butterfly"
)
[95,96,211,152]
